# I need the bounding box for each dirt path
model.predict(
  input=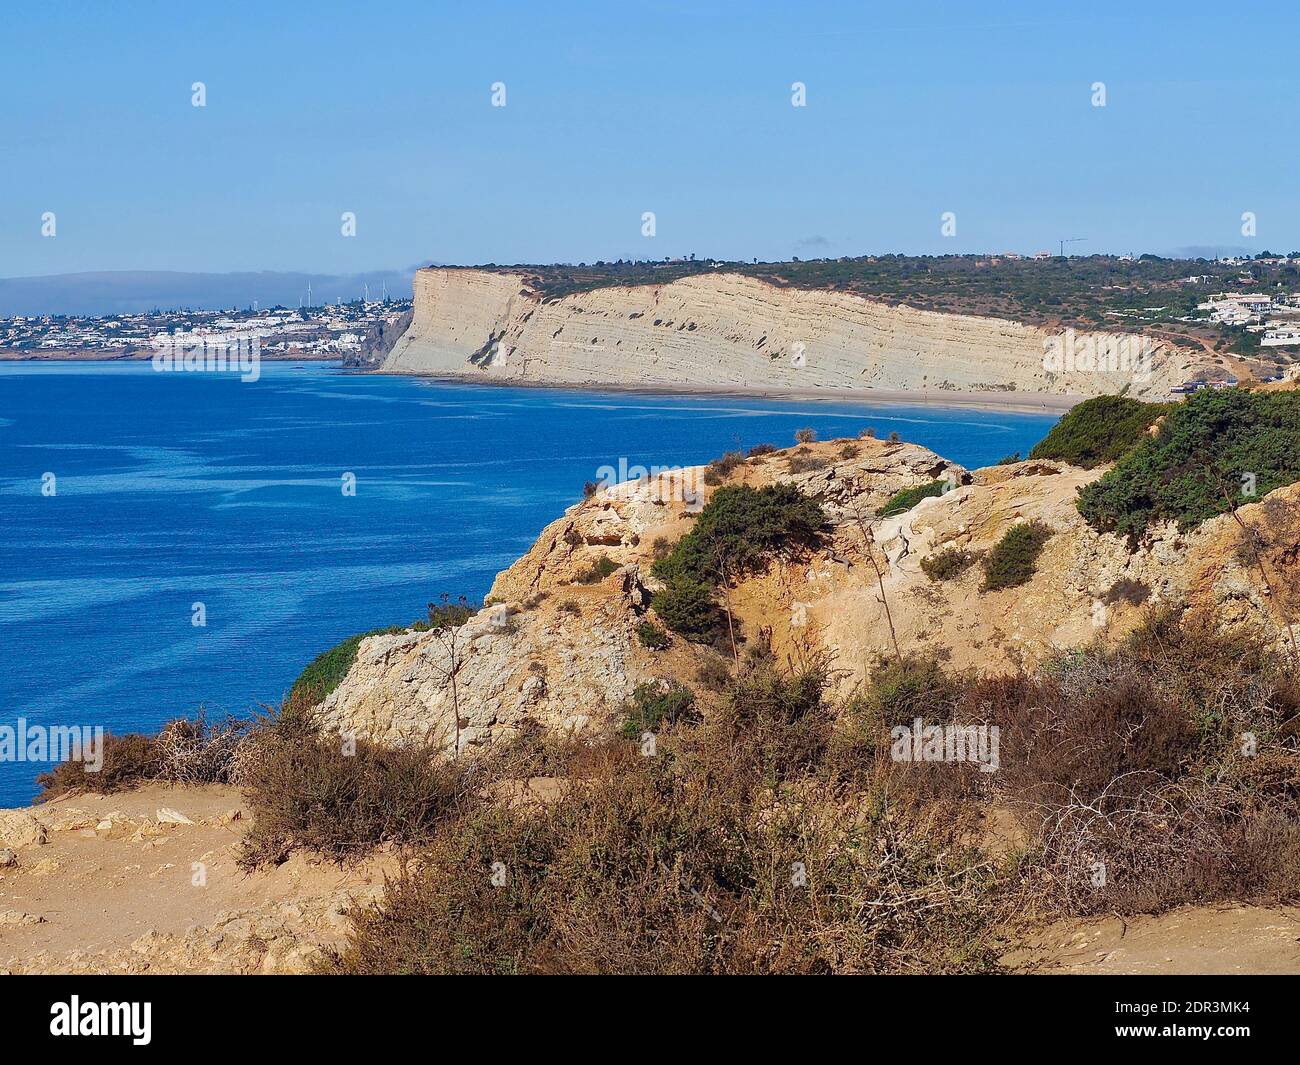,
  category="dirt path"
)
[0,785,393,974]
[1006,906,1300,974]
